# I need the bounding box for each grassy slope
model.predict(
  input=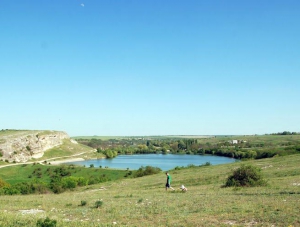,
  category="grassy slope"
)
[0,155,300,226]
[197,134,300,145]
[72,135,214,140]
[0,163,127,185]
[36,139,97,161]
